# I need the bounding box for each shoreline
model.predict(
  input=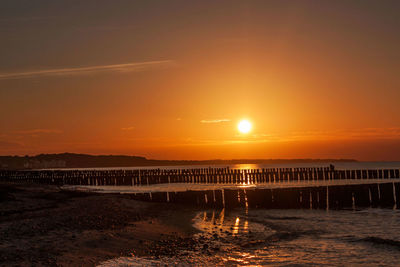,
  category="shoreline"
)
[61,178,400,194]
[0,182,199,266]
